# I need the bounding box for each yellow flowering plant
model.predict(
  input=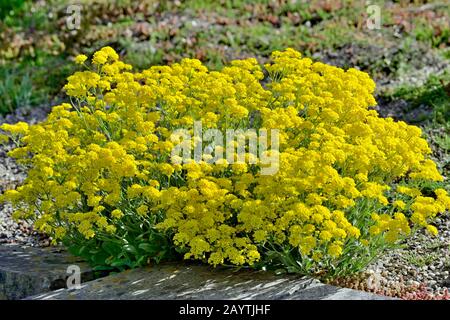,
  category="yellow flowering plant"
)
[1,47,449,278]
